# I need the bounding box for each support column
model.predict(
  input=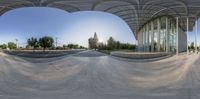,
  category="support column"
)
[166,17,169,52]
[157,19,161,52]
[151,21,154,52]
[143,29,145,51]
[139,31,142,51]
[142,29,144,52]
[147,24,150,52]
[176,17,179,55]
[187,17,189,55]
[144,27,146,52]
[195,18,198,54]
